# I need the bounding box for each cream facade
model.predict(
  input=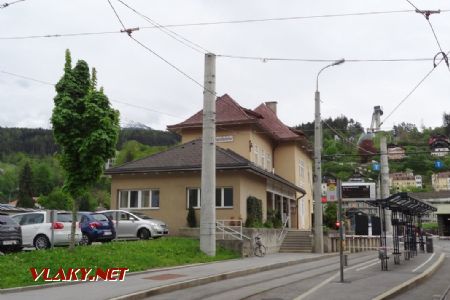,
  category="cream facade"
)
[107,95,313,234]
[432,172,450,191]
